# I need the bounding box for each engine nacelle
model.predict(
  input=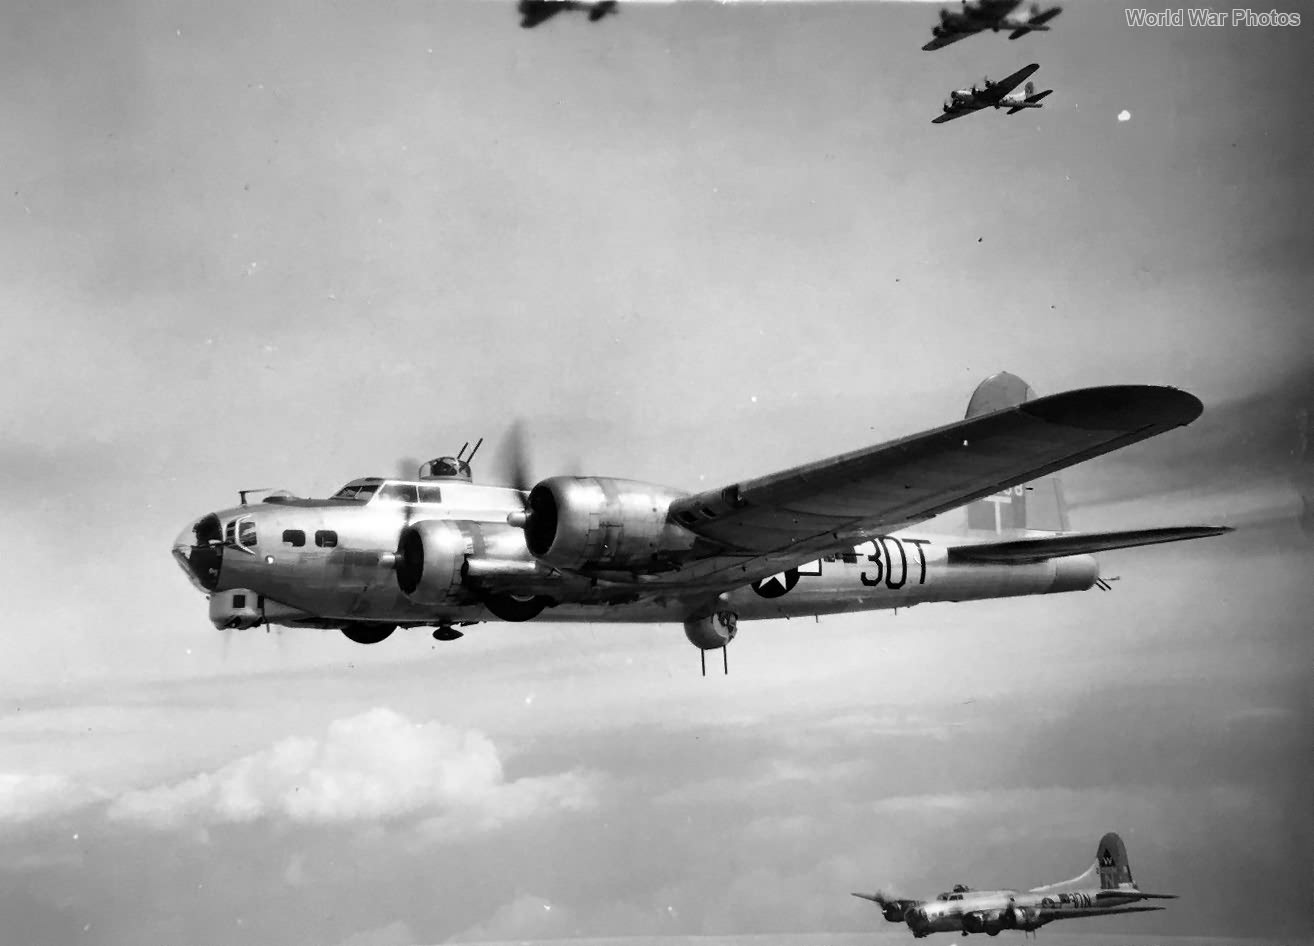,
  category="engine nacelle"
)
[396,519,476,606]
[1004,905,1037,931]
[683,611,737,651]
[964,908,1014,936]
[904,906,931,933]
[882,904,907,924]
[523,476,695,571]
